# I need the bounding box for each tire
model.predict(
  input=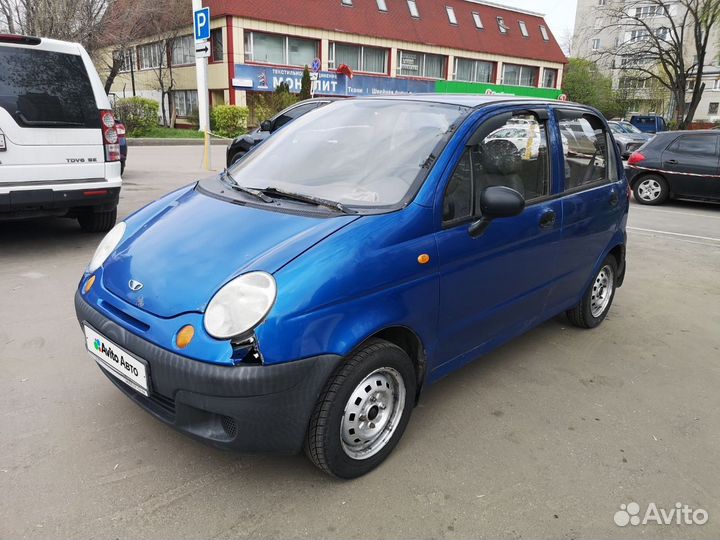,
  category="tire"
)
[78,206,117,233]
[305,338,416,479]
[633,174,669,205]
[566,255,618,329]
